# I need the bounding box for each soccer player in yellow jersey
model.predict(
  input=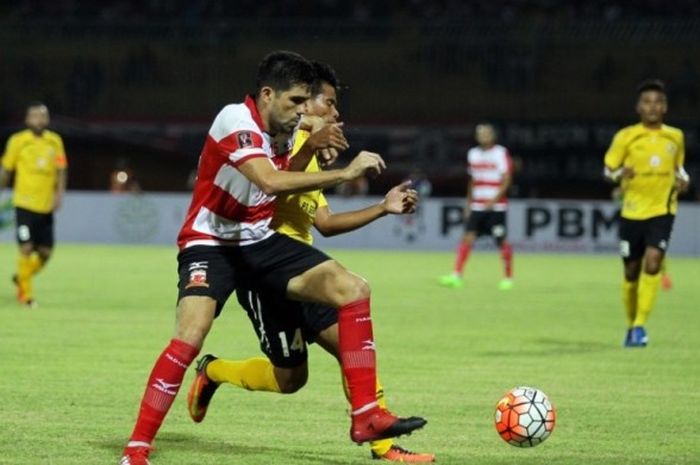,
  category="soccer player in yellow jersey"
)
[187,62,435,462]
[0,102,67,308]
[604,80,690,347]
